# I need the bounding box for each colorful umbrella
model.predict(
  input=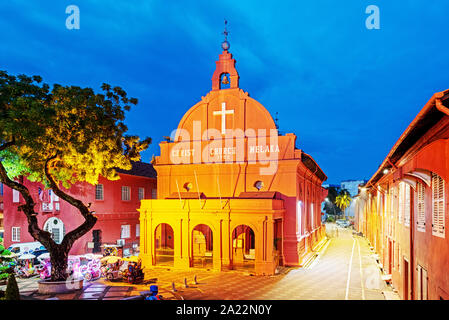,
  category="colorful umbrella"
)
[18,253,36,260]
[122,256,140,263]
[100,256,121,264]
